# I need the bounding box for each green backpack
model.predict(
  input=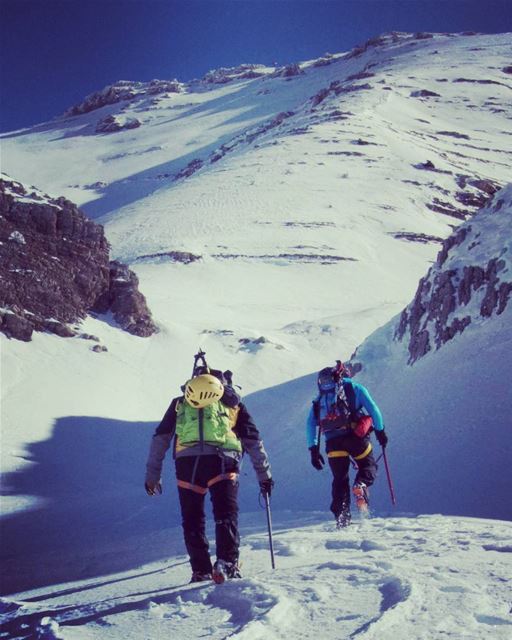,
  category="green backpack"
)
[175,400,242,452]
